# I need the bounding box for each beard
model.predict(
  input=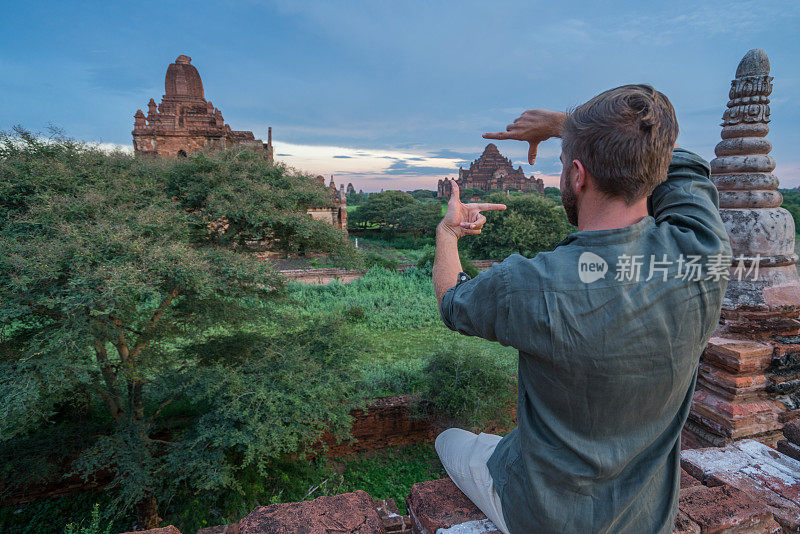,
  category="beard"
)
[561,174,578,227]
